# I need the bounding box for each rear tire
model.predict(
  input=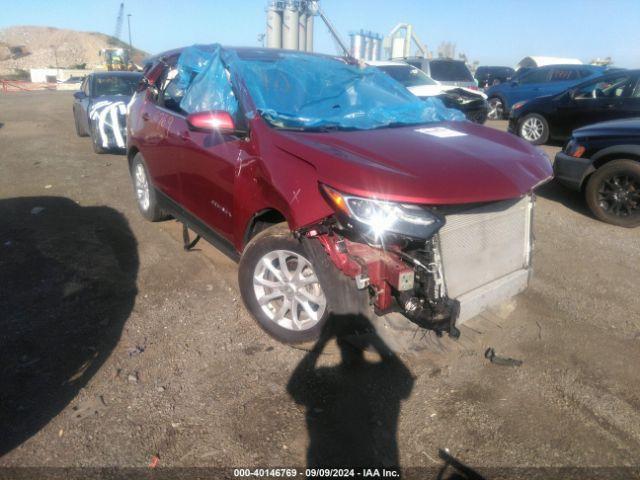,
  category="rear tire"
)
[585,159,640,227]
[130,153,165,222]
[518,113,549,145]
